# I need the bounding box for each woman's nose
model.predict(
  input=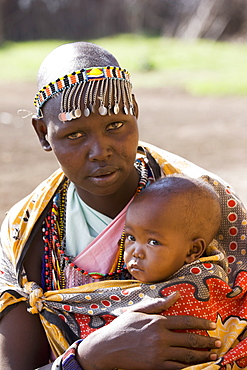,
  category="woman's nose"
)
[88,138,112,161]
